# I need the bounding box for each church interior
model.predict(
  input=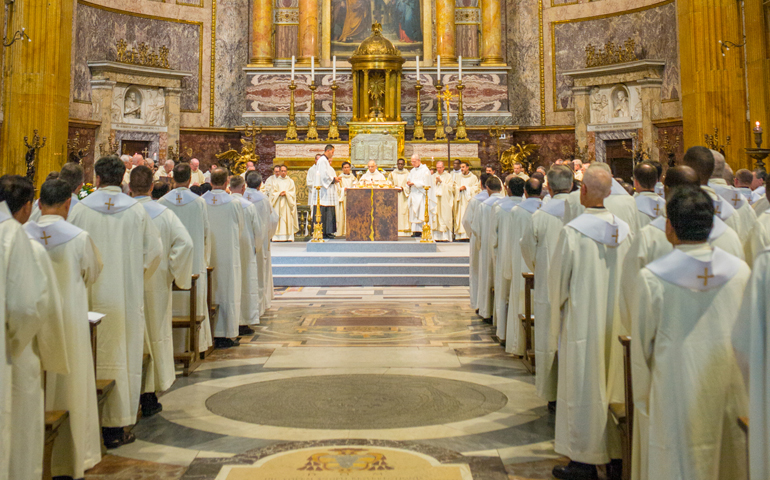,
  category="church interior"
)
[2,0,770,479]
